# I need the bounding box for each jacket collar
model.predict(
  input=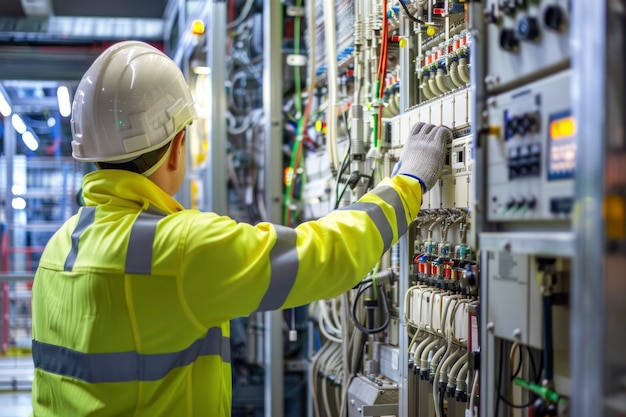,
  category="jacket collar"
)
[81,169,185,214]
